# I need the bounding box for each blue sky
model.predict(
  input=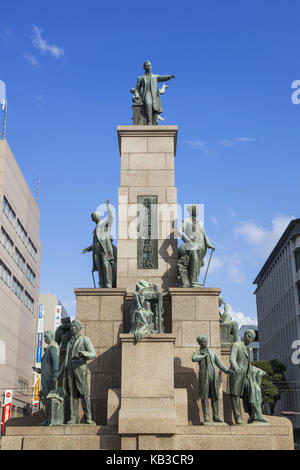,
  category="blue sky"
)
[1,1,300,324]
